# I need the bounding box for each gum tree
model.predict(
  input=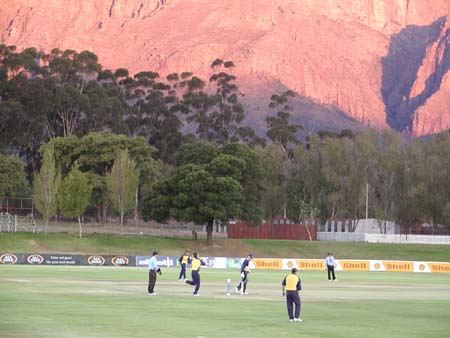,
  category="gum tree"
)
[58,163,92,238]
[106,149,139,231]
[33,144,61,233]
